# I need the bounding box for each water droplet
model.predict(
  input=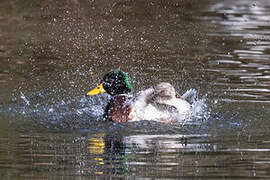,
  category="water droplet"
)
[20,92,30,106]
